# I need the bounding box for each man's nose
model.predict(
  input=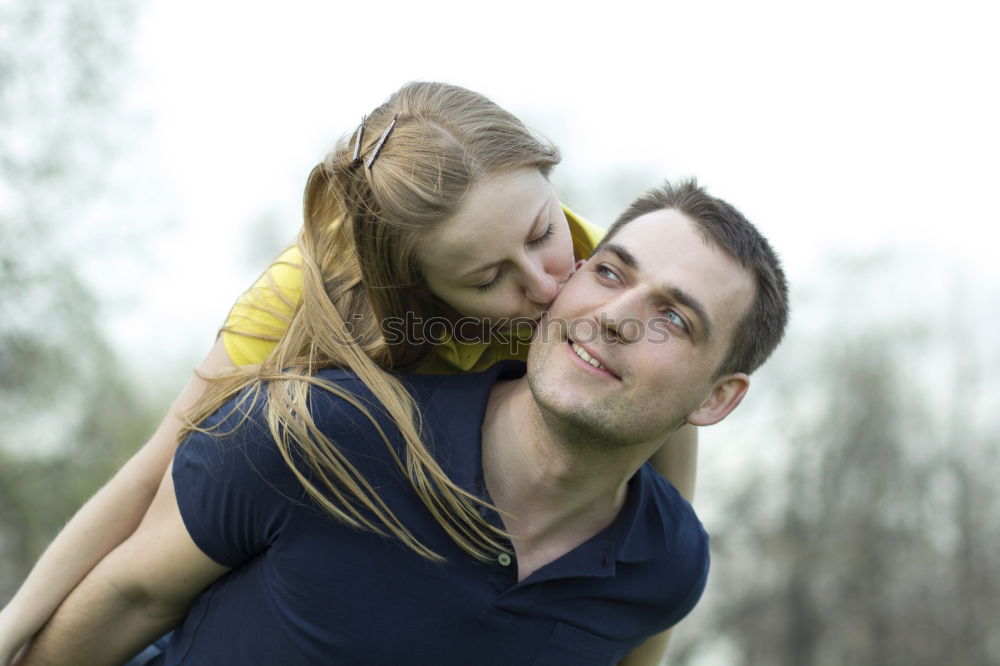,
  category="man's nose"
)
[596,292,645,344]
